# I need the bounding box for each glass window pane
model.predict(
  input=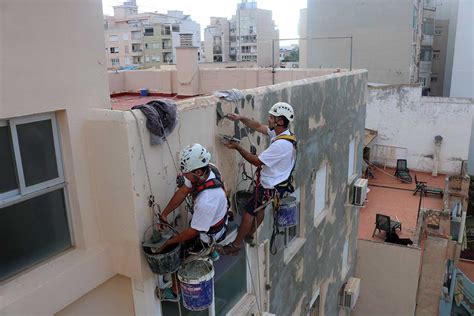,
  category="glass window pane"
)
[16,119,59,187]
[0,188,72,281]
[0,126,18,194]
